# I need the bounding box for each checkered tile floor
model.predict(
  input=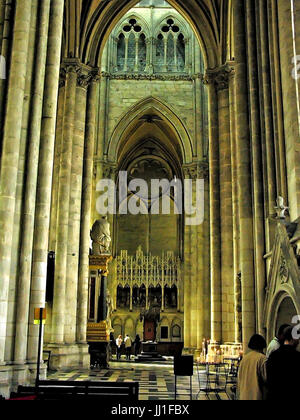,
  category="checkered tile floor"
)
[48,362,232,401]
